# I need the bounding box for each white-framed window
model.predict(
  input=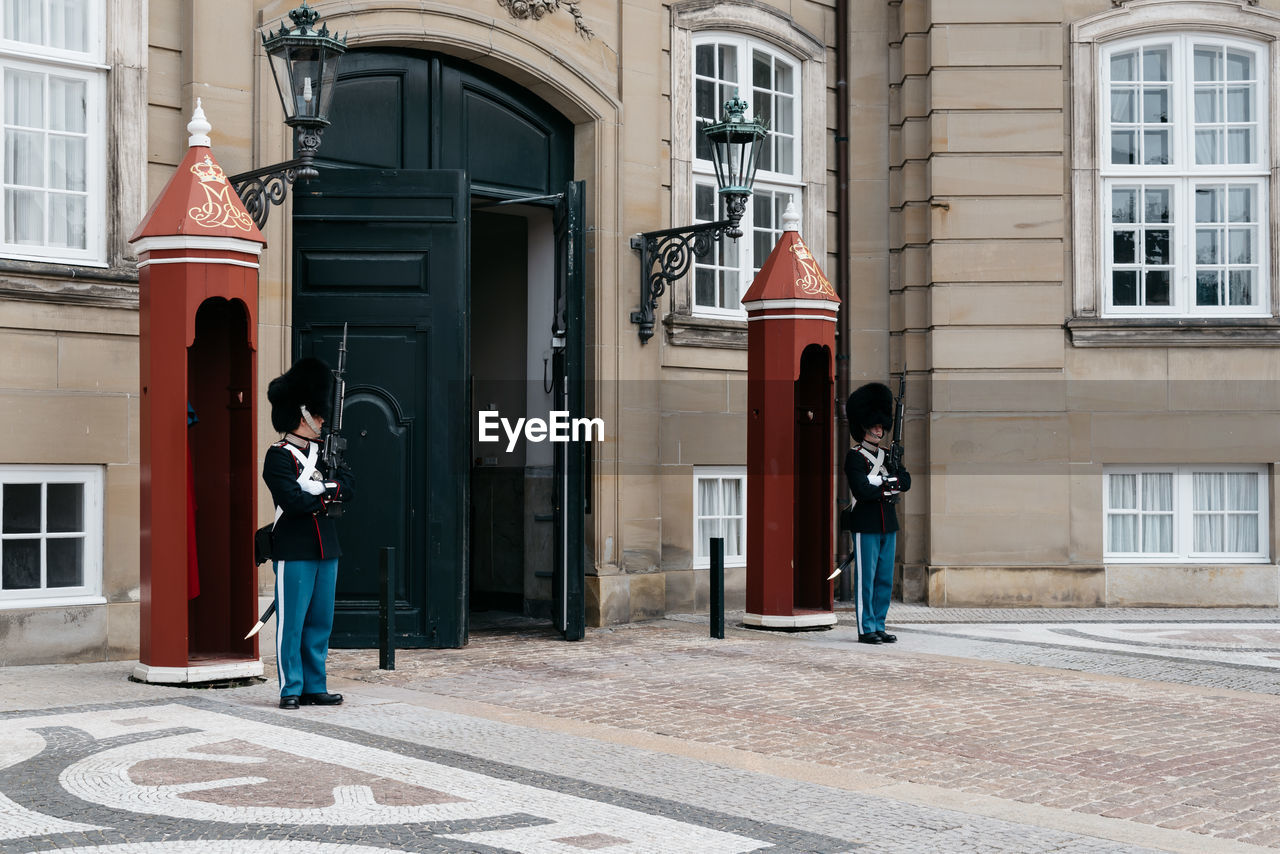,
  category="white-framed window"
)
[1104,465,1269,561]
[693,466,746,568]
[691,33,802,317]
[0,465,103,607]
[1100,34,1269,317]
[0,0,106,266]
